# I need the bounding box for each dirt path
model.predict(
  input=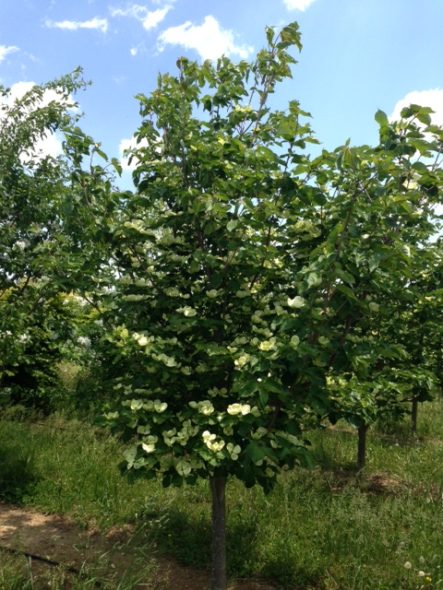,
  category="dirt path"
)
[0,503,275,590]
